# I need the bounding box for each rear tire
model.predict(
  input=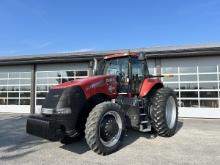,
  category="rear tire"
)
[85,102,125,155]
[150,87,178,137]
